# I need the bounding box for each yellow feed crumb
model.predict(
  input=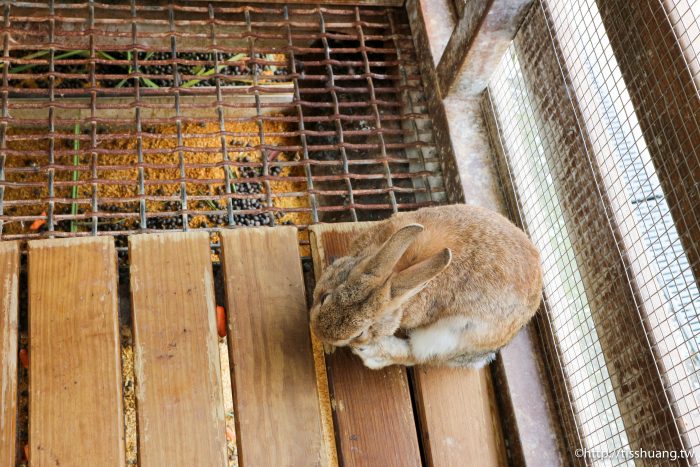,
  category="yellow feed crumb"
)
[2,118,312,241]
